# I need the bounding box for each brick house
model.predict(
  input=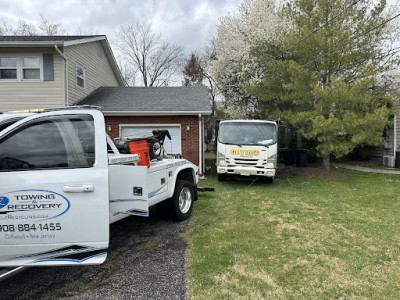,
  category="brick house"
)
[0,35,125,111]
[78,86,212,173]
